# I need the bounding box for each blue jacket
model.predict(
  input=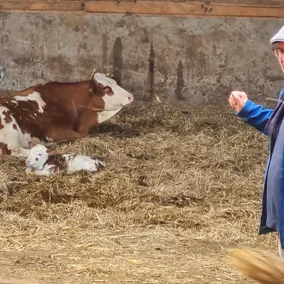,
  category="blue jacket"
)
[237,90,284,247]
